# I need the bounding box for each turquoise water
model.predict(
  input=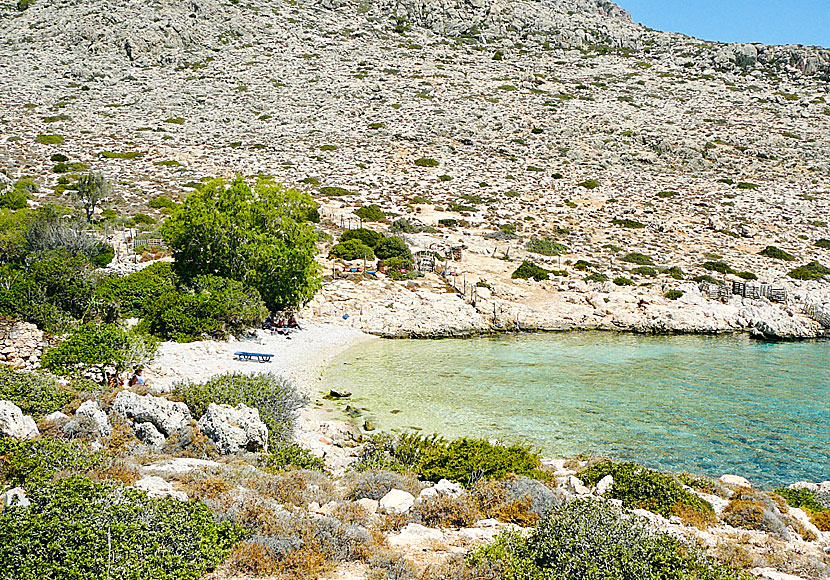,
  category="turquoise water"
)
[322,333,830,487]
